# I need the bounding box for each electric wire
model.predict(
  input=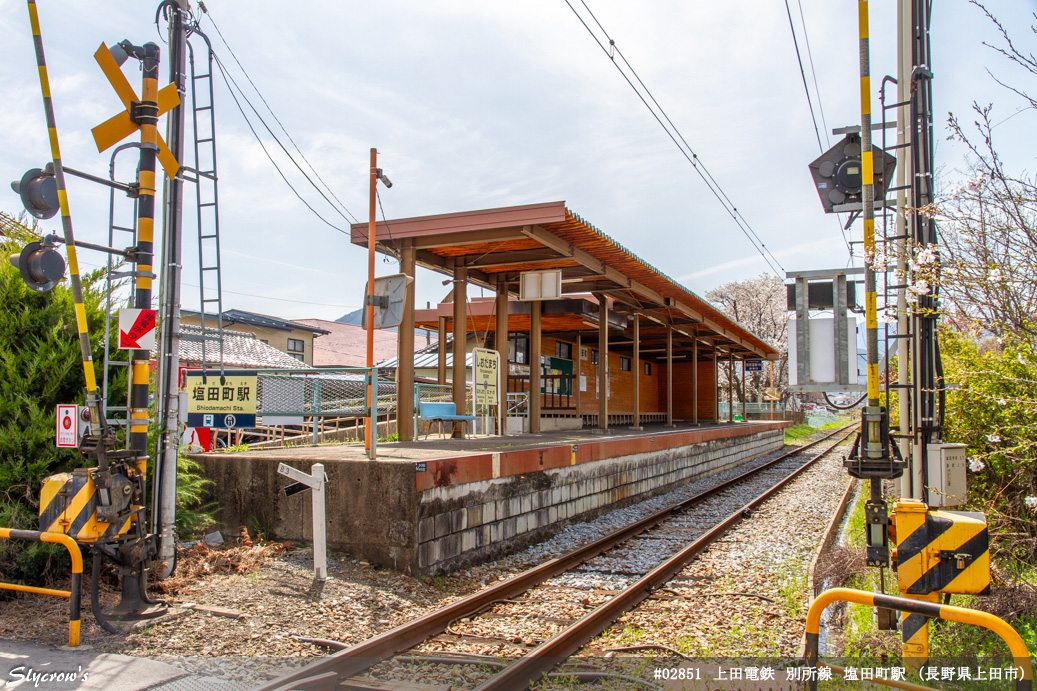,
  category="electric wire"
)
[795,0,830,148]
[212,56,352,236]
[781,0,852,257]
[202,11,360,225]
[784,0,823,152]
[563,0,785,277]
